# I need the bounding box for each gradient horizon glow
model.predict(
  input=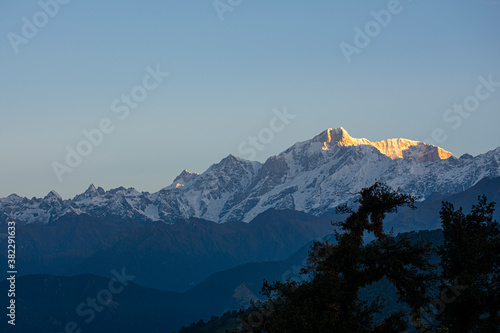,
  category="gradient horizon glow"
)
[1,0,499,198]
